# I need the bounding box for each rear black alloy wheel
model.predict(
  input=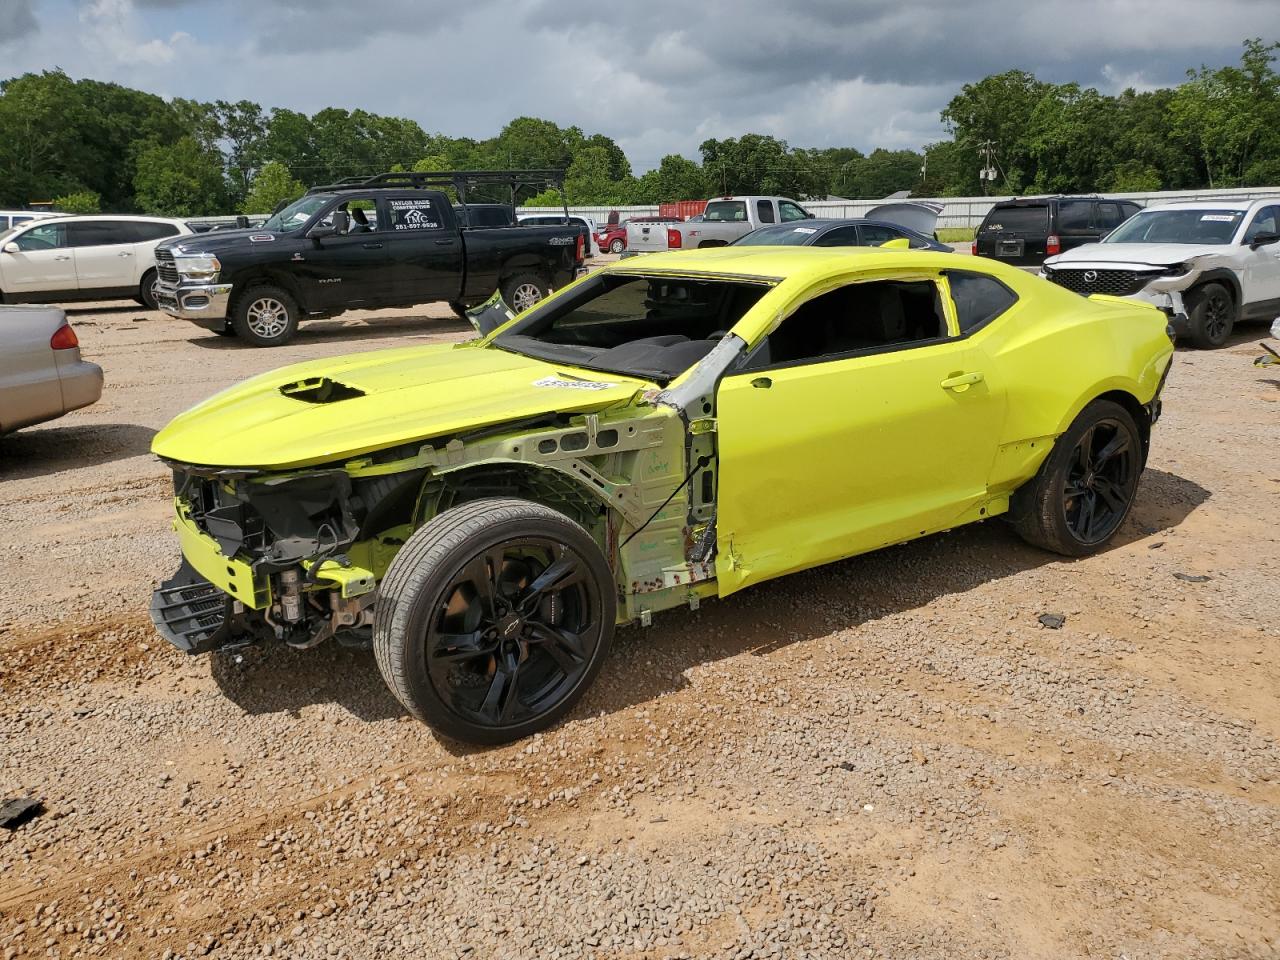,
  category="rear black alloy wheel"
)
[1061,417,1139,545]
[374,499,615,744]
[1186,281,1234,349]
[1011,399,1143,557]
